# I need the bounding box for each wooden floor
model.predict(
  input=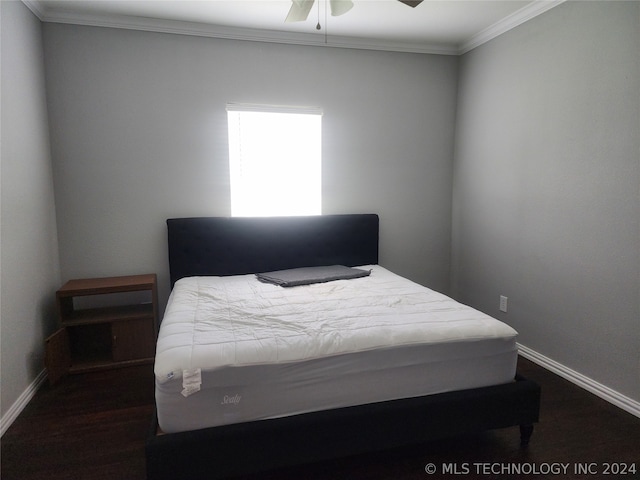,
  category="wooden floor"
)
[2,357,639,479]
